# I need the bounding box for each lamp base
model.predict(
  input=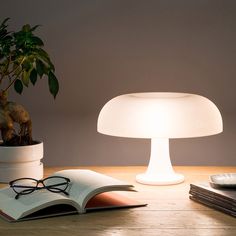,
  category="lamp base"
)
[136,172,184,185]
